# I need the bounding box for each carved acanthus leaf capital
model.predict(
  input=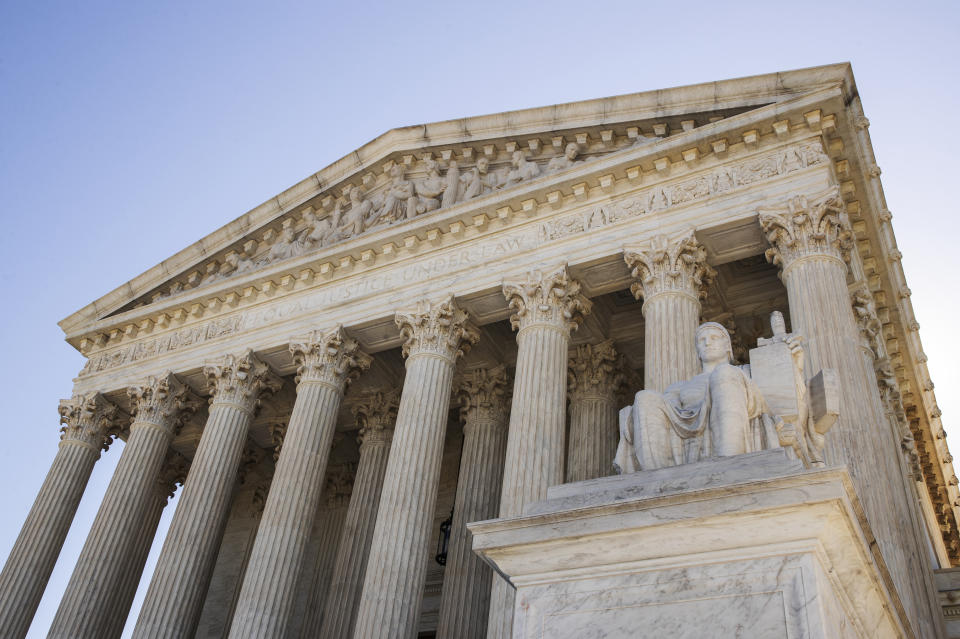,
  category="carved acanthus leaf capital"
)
[851,285,884,359]
[395,295,479,361]
[156,451,191,501]
[568,340,625,401]
[503,266,592,333]
[127,372,202,435]
[59,392,124,452]
[324,462,355,509]
[759,187,853,270]
[203,350,283,413]
[353,388,400,446]
[456,365,510,426]
[624,230,715,303]
[290,325,372,390]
